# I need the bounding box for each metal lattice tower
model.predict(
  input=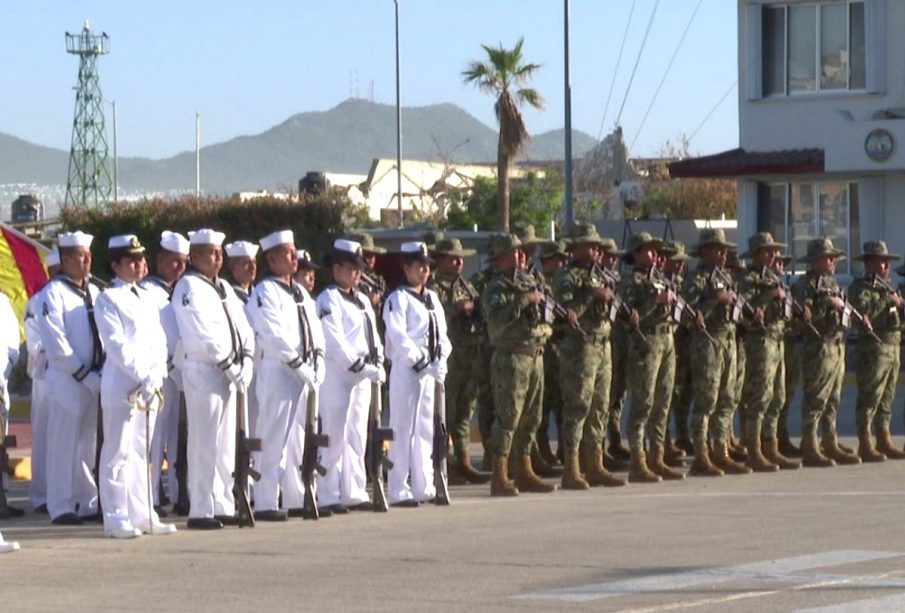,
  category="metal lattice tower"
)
[64,21,113,208]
